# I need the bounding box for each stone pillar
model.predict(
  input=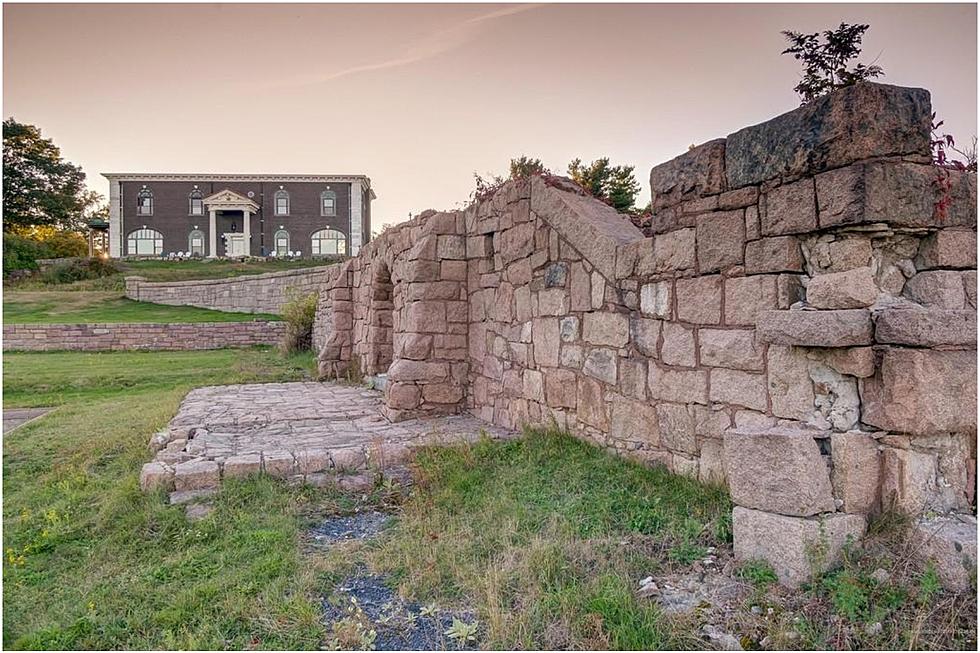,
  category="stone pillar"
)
[243,210,251,256]
[208,210,217,258]
[349,180,363,255]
